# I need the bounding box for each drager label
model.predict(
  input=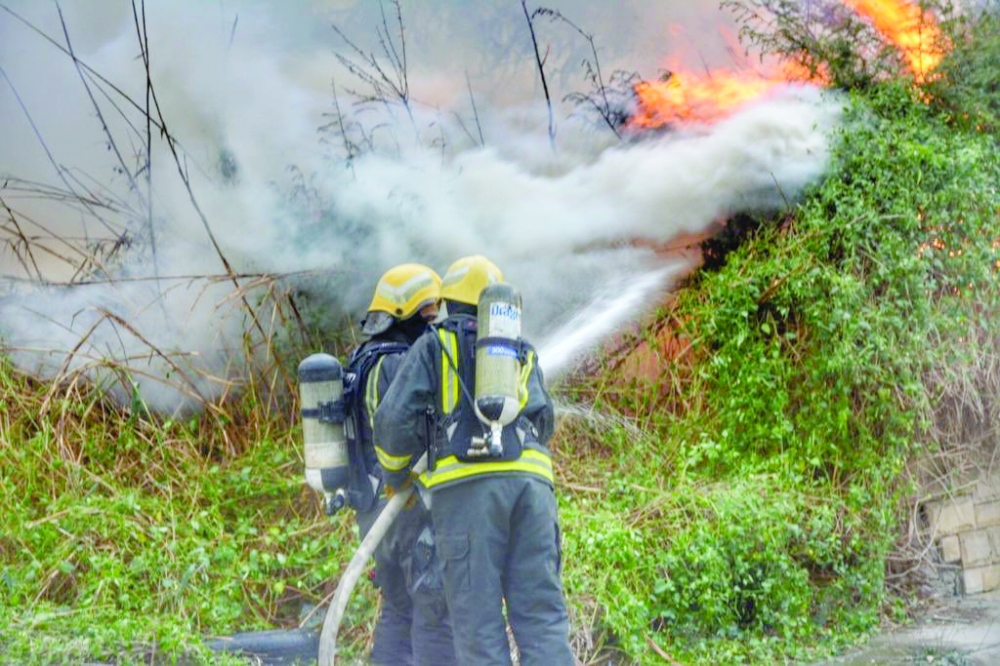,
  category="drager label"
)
[488,302,520,338]
[487,344,518,358]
